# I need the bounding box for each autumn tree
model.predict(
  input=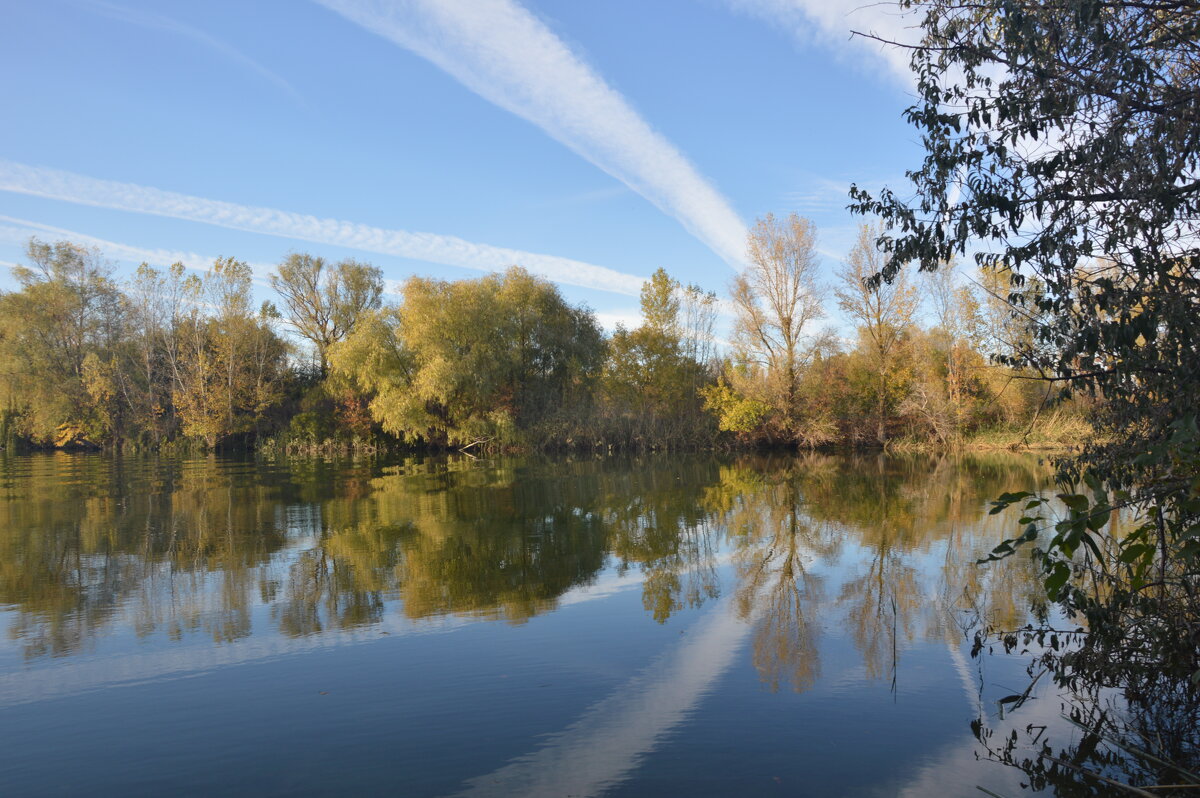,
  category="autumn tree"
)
[602,268,716,444]
[124,263,182,446]
[269,253,383,377]
[679,282,719,385]
[0,239,126,445]
[727,213,824,440]
[922,258,980,411]
[173,258,287,447]
[835,224,918,445]
[332,267,604,447]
